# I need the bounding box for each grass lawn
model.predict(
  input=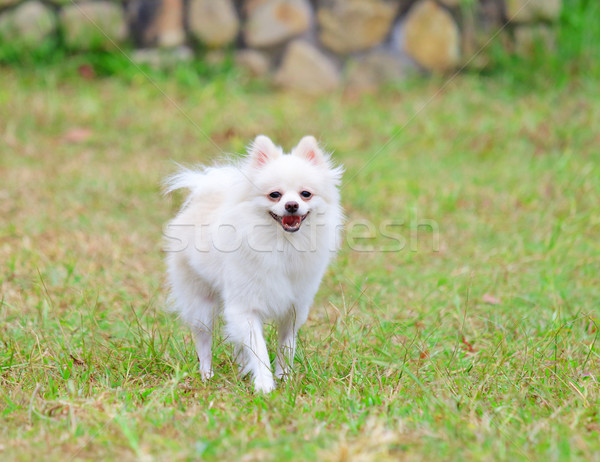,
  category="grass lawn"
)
[1,64,599,461]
